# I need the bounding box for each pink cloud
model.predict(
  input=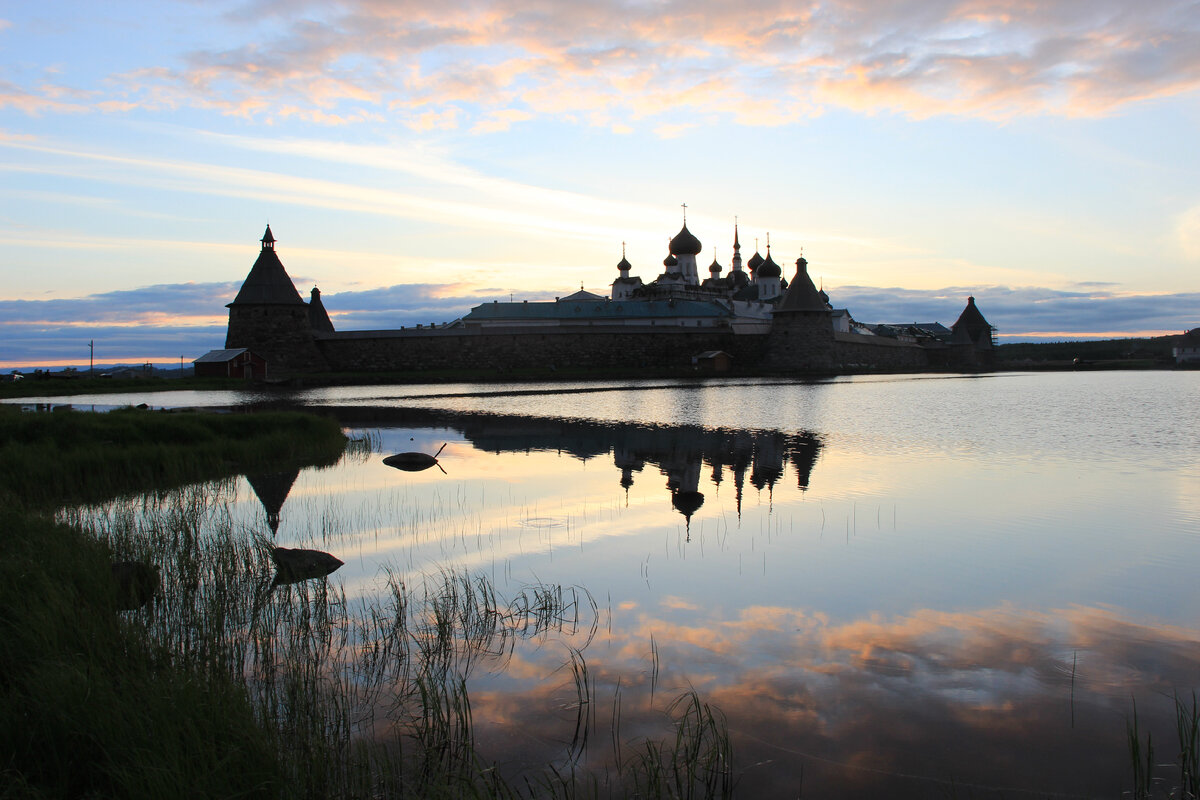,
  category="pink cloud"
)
[10,2,1200,128]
